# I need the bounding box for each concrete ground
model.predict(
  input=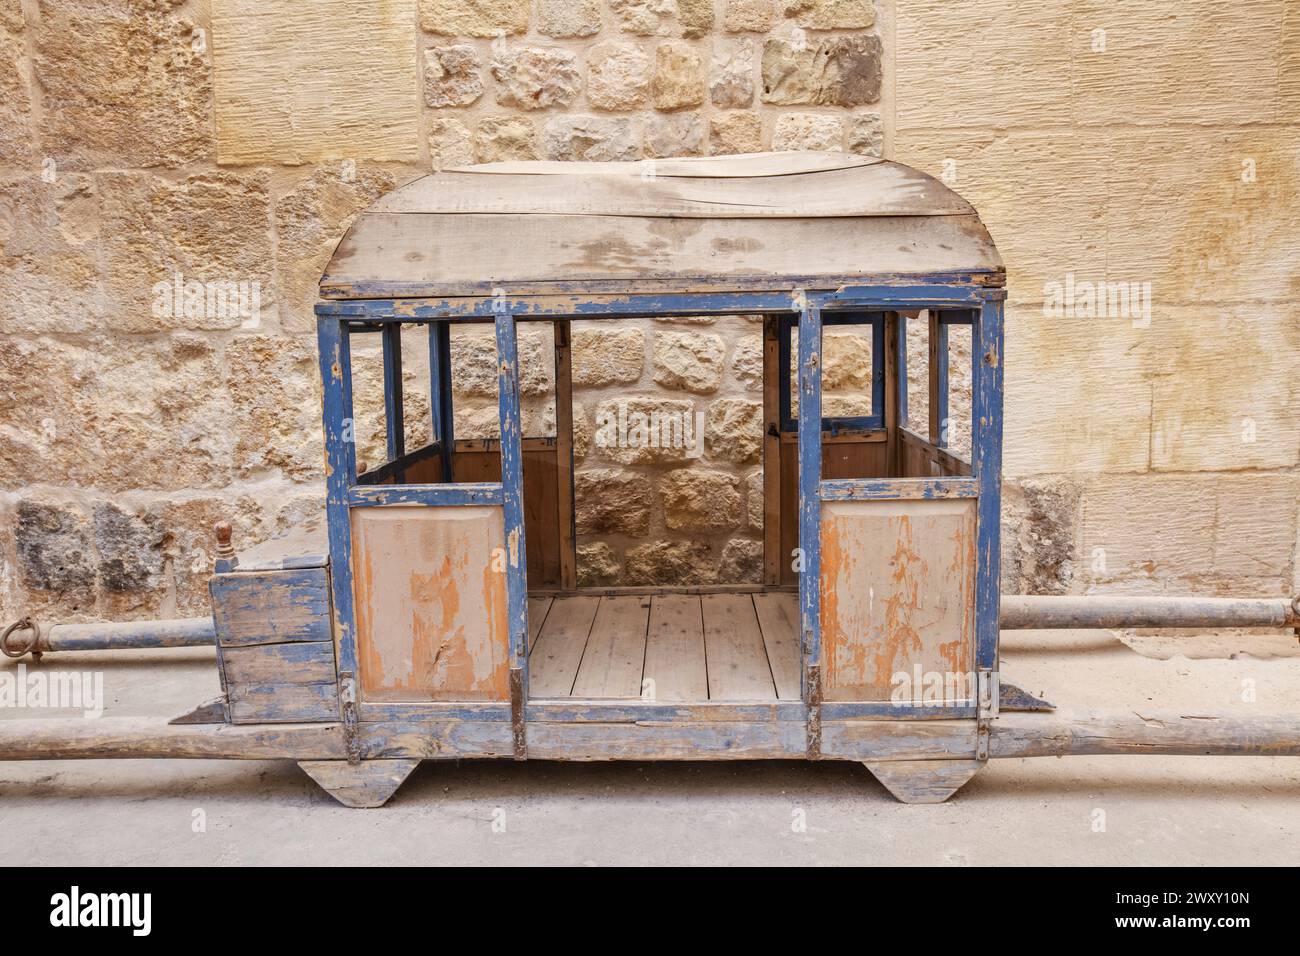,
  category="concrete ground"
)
[2,627,1298,866]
